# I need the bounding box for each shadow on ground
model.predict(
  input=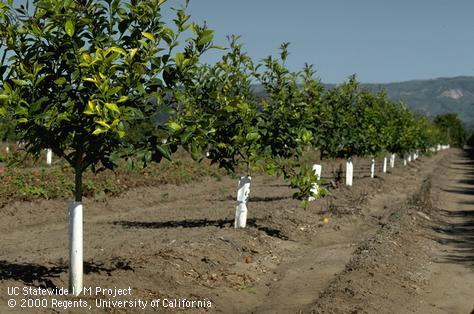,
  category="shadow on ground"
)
[113,218,289,240]
[0,259,134,289]
[432,147,474,268]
